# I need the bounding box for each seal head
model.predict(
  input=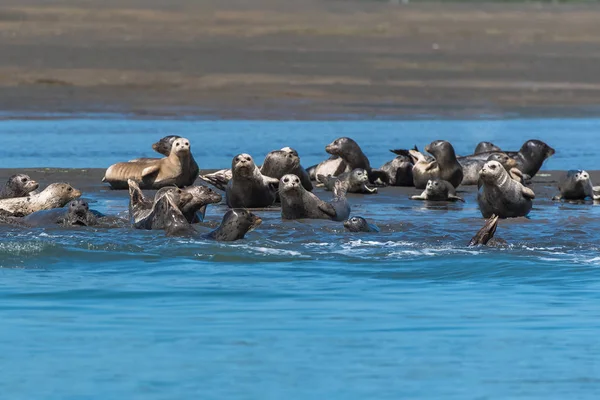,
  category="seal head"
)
[206,209,262,241]
[0,174,39,199]
[477,161,535,218]
[343,216,380,232]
